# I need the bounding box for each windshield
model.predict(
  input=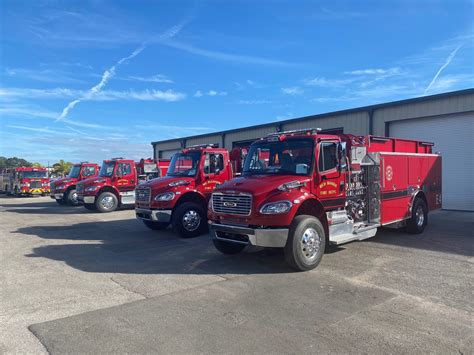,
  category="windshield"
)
[243,138,314,176]
[68,165,81,178]
[21,171,48,178]
[167,151,201,177]
[99,161,116,177]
